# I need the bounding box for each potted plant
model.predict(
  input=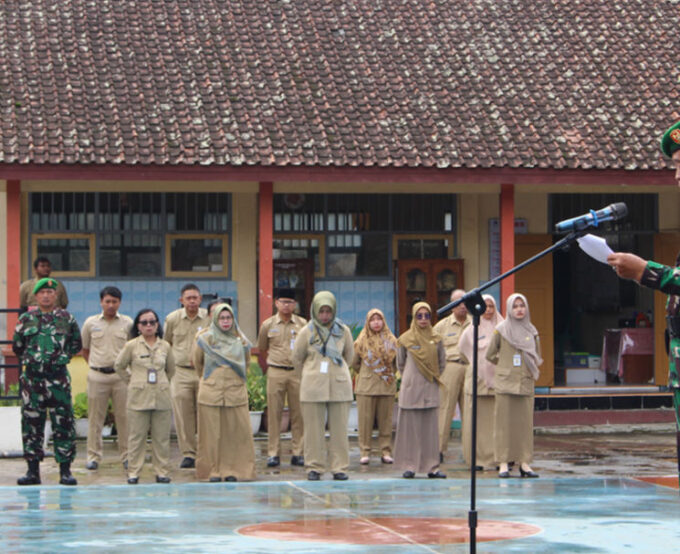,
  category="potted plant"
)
[0,383,23,455]
[73,392,89,439]
[247,360,267,435]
